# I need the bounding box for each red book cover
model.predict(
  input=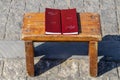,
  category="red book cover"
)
[61,8,78,34]
[45,8,61,34]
